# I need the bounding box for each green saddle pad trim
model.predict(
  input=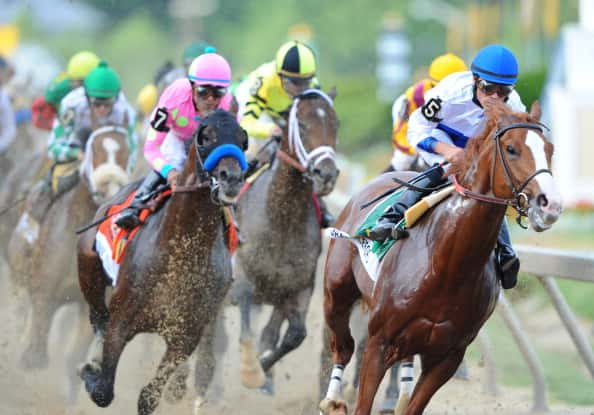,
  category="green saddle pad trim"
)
[355,188,407,261]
